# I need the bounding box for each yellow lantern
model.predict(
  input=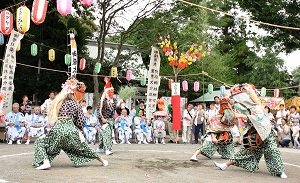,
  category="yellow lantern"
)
[16,41,21,52]
[16,5,30,34]
[48,49,55,62]
[110,66,117,78]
